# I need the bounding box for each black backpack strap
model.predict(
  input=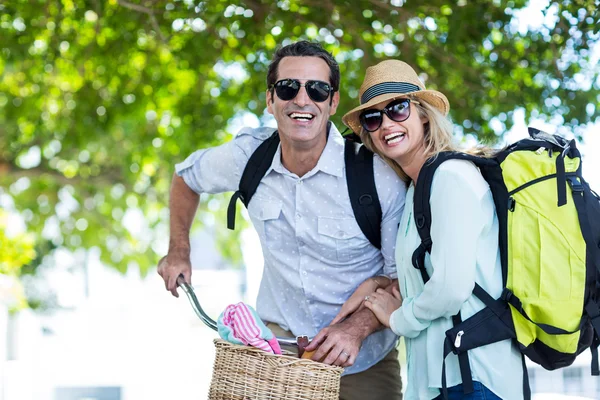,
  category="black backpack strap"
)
[586,301,600,376]
[569,174,600,278]
[521,354,532,400]
[412,152,460,281]
[452,313,474,395]
[344,140,382,249]
[440,328,475,398]
[567,154,600,376]
[412,151,491,398]
[227,131,280,230]
[502,288,582,335]
[412,151,496,281]
[591,332,600,376]
[555,142,574,207]
[343,131,363,143]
